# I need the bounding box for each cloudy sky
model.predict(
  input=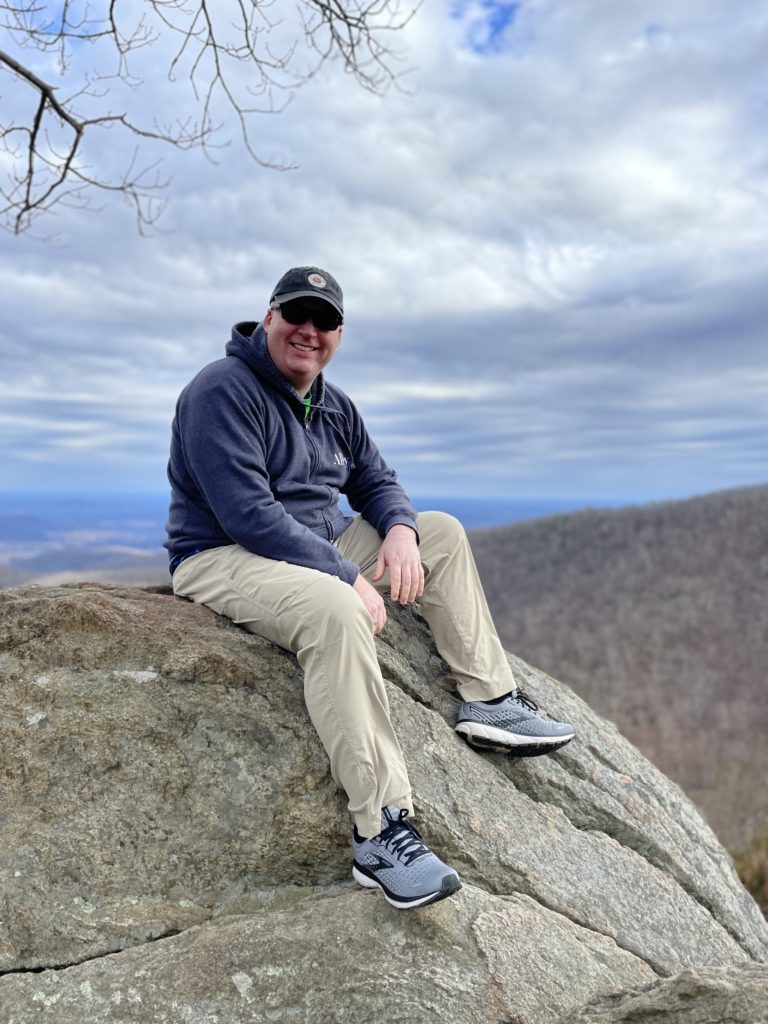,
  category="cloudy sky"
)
[1,0,766,503]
